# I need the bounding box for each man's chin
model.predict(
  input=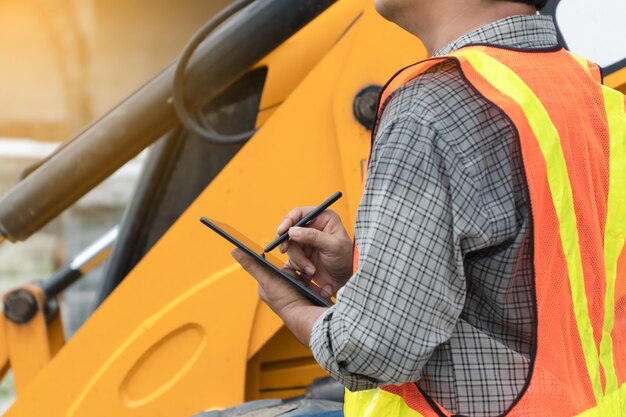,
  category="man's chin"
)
[373,0,394,21]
